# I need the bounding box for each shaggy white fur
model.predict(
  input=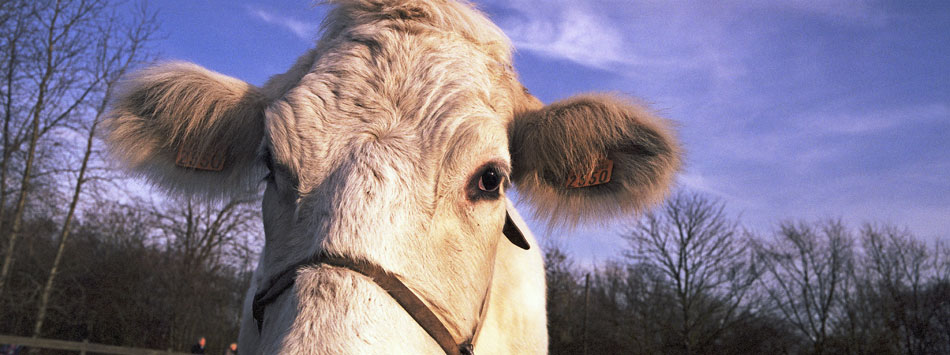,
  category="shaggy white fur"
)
[104,0,681,354]
[105,62,269,199]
